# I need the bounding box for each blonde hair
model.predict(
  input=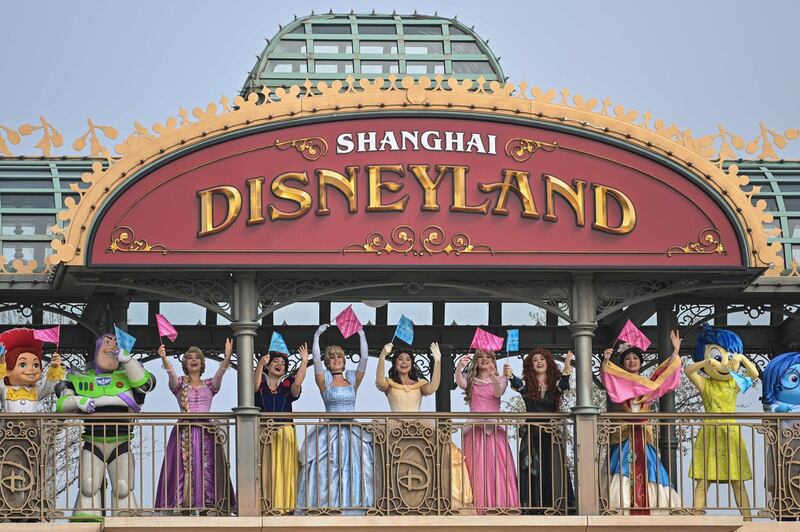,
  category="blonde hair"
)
[179,346,207,413]
[323,345,345,370]
[464,349,497,404]
[181,346,206,374]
